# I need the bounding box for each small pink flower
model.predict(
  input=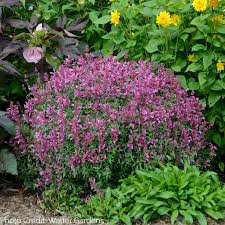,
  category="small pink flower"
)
[23,47,44,63]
